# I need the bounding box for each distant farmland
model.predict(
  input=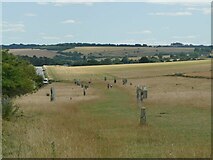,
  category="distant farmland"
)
[64,46,195,57]
[9,49,59,58]
[9,46,195,59]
